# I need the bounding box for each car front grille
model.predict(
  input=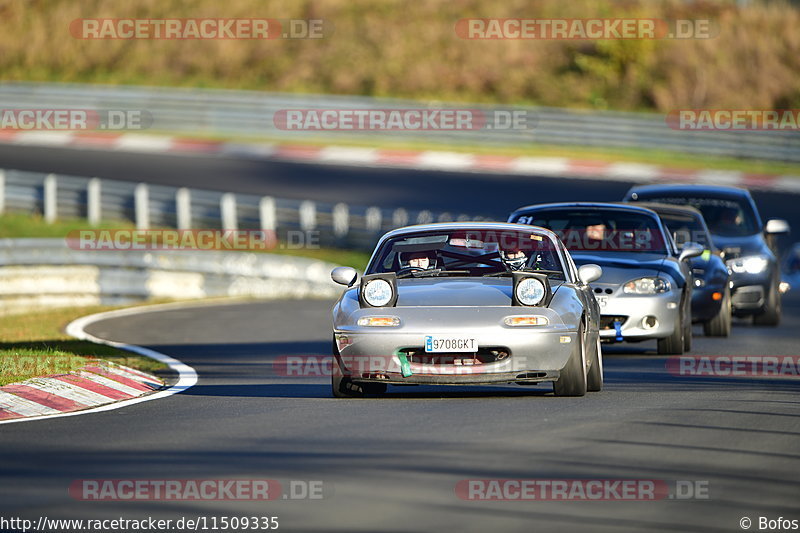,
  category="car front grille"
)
[732,285,764,306]
[600,315,628,330]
